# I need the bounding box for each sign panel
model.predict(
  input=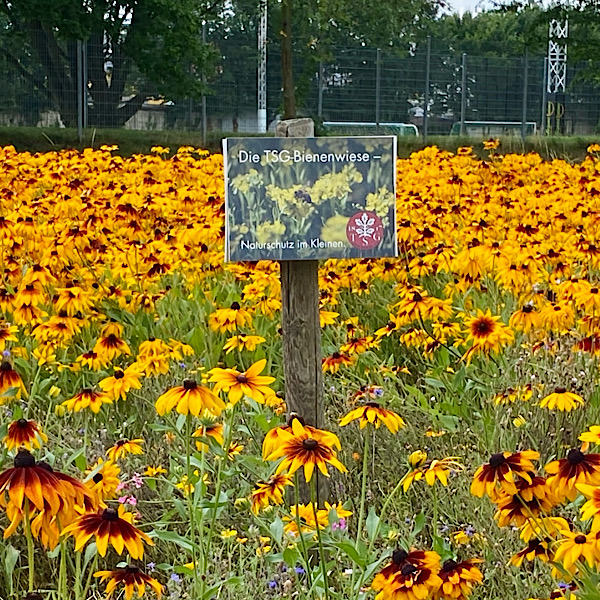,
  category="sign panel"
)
[224,136,397,262]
